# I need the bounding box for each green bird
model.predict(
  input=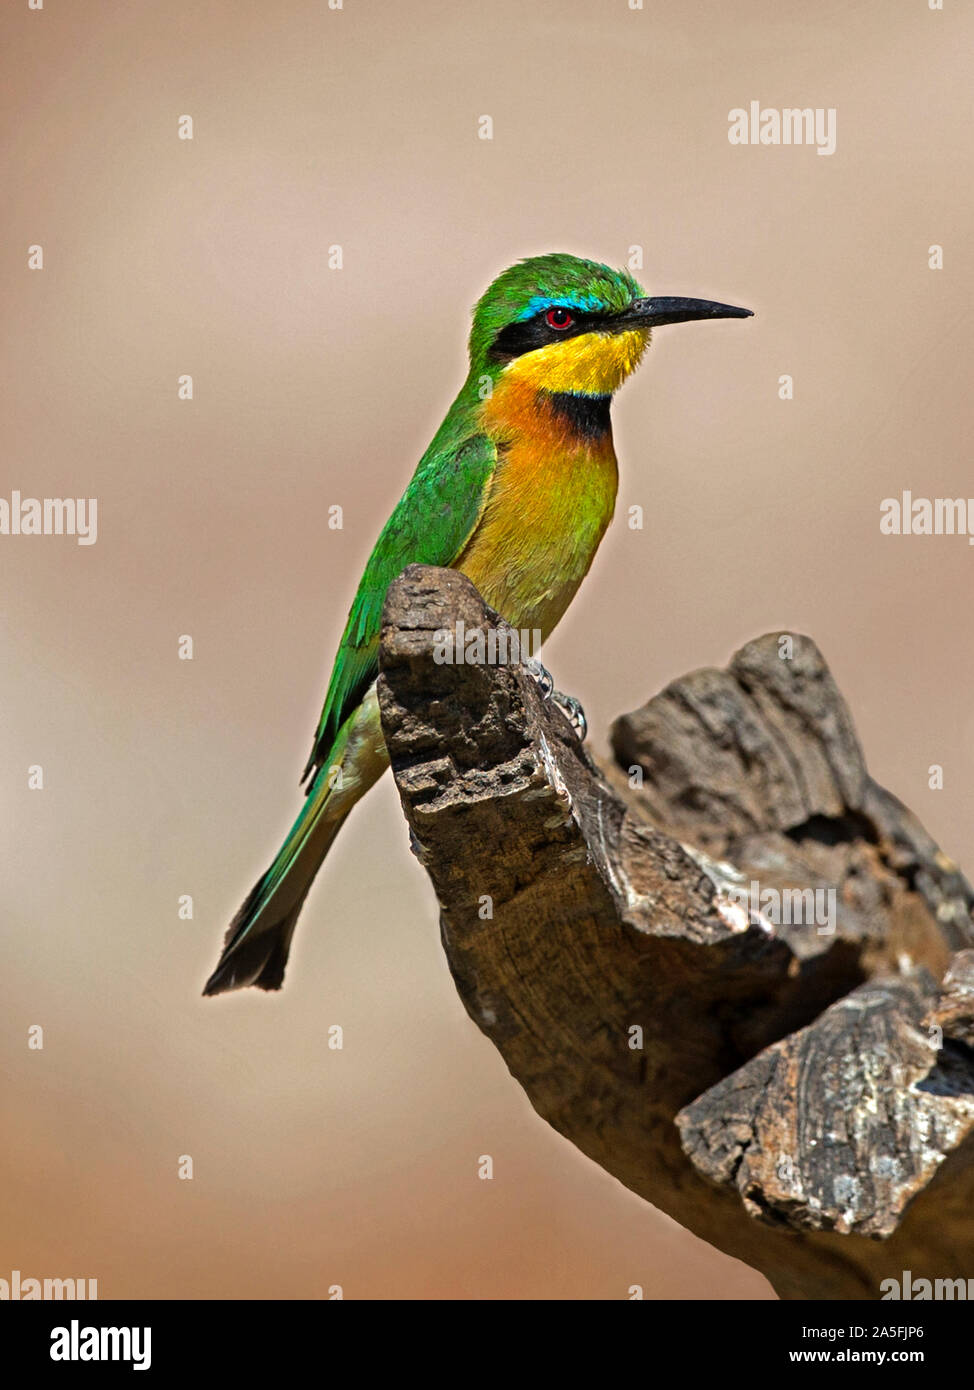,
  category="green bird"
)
[204,253,751,996]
